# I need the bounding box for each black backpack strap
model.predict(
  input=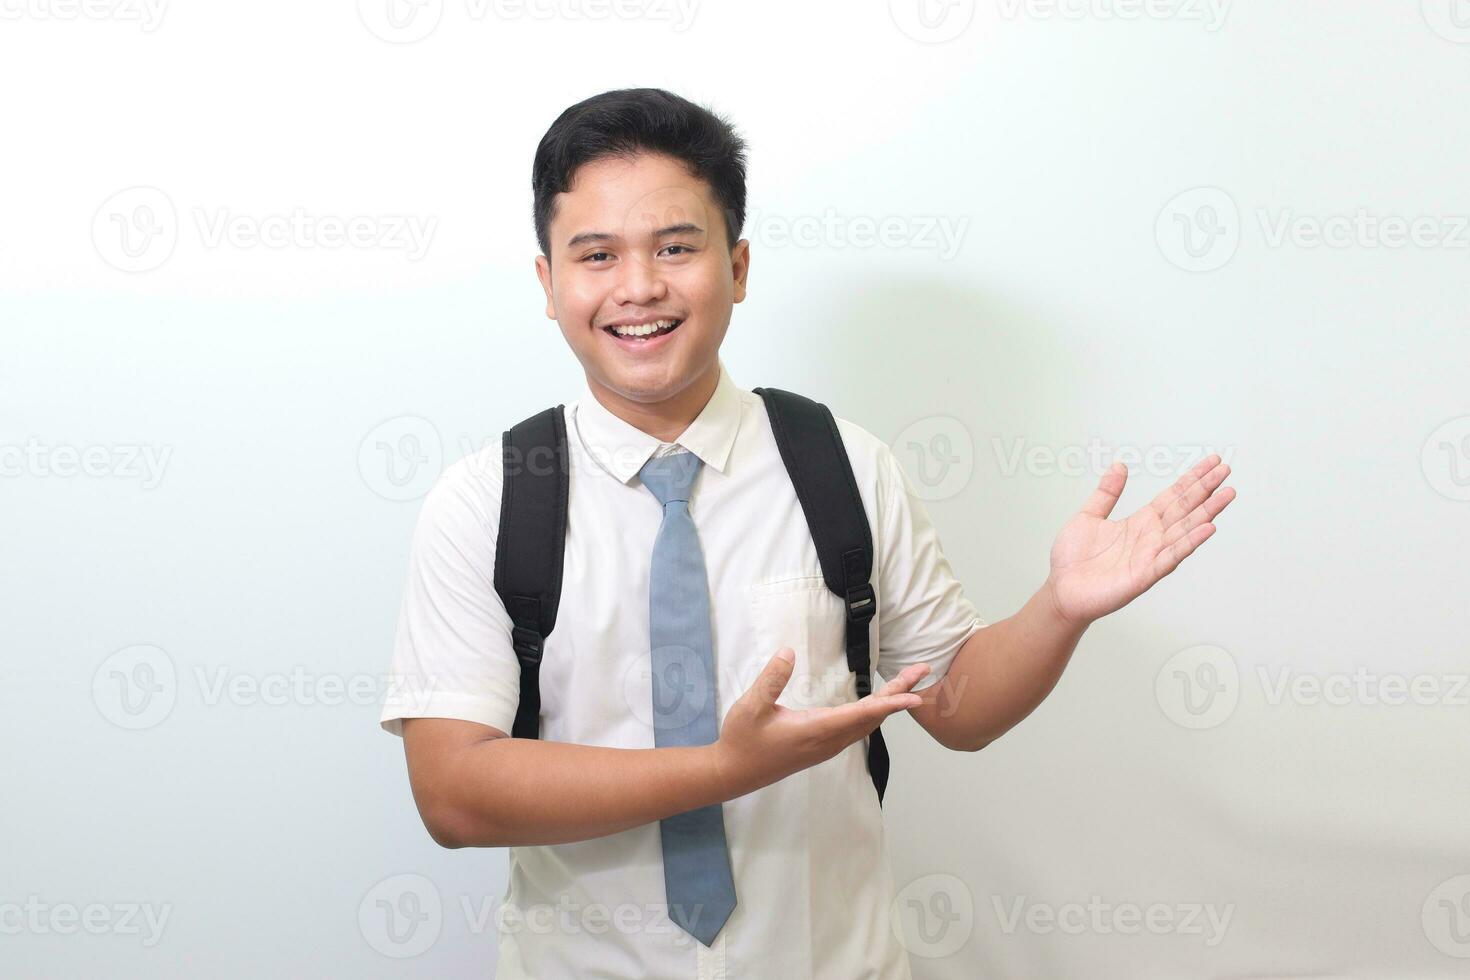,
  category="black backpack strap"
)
[752,387,890,806]
[493,405,569,740]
